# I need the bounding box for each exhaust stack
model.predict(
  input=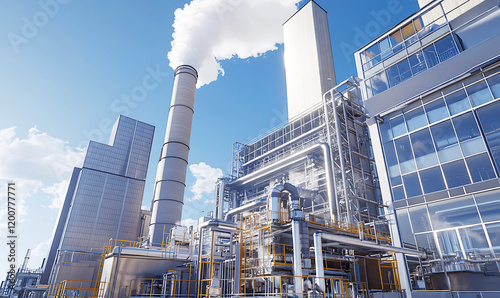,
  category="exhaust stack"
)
[149,65,198,245]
